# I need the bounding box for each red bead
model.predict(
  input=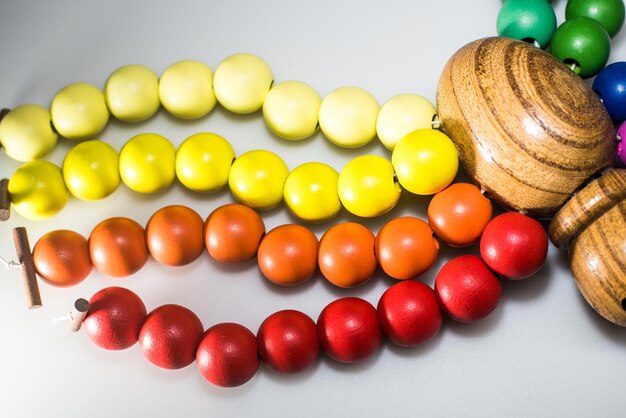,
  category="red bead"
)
[139,304,204,370]
[377,281,442,347]
[84,287,147,350]
[257,310,319,373]
[196,323,259,387]
[317,297,381,363]
[480,212,548,280]
[89,217,149,277]
[32,229,91,287]
[435,255,502,322]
